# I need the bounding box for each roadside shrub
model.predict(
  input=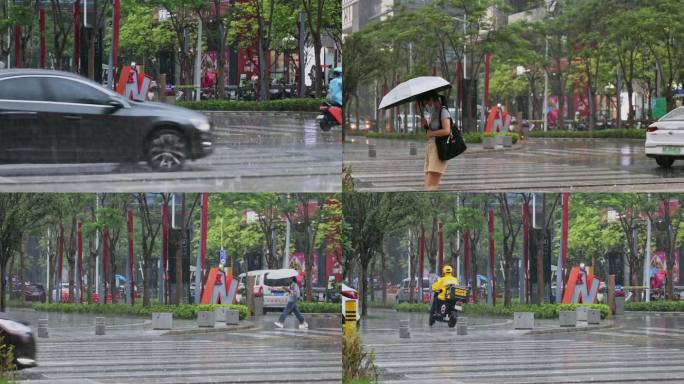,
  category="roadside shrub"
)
[393,302,609,319]
[528,128,645,140]
[367,301,394,309]
[178,98,323,112]
[393,303,429,312]
[298,302,340,313]
[33,303,248,320]
[0,337,15,382]
[349,131,517,144]
[625,301,684,312]
[343,327,377,383]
